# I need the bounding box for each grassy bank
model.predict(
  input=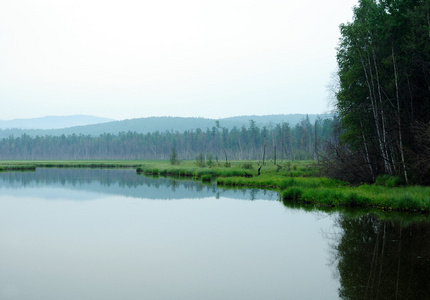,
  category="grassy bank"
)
[280,184,430,212]
[0,160,143,170]
[0,164,36,172]
[136,160,430,213]
[1,159,429,213]
[135,160,316,178]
